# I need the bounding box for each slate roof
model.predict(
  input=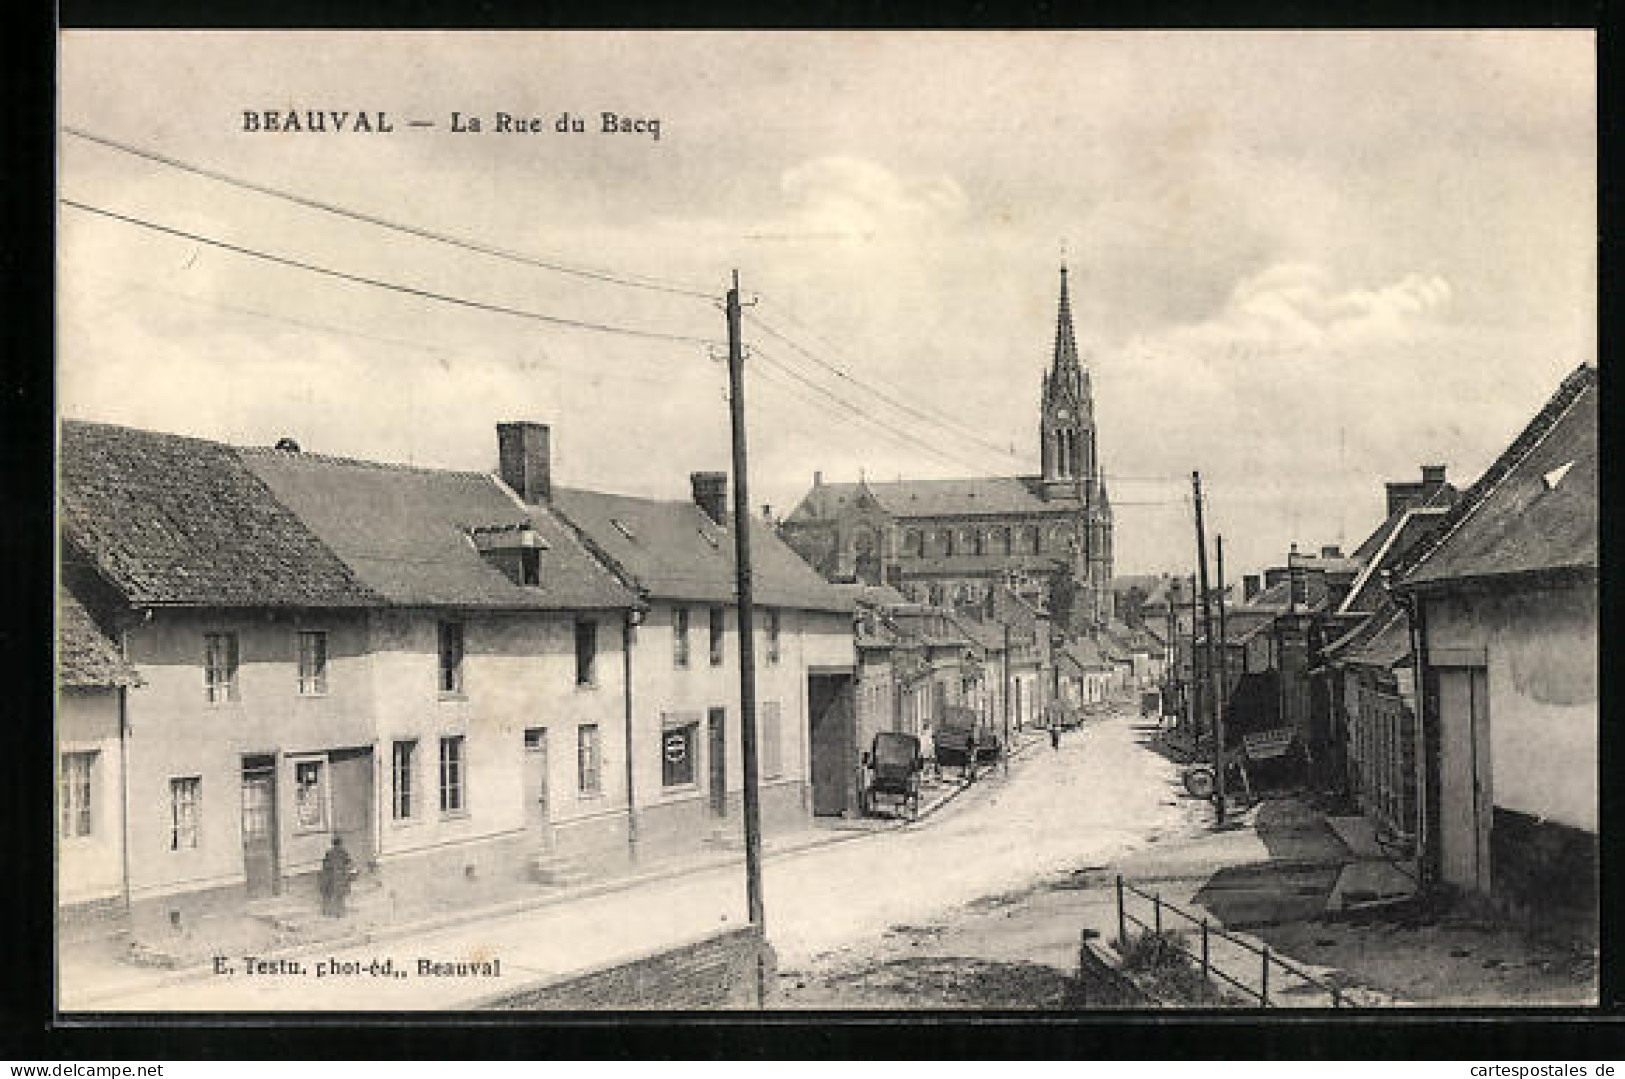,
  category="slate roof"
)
[551,488,853,613]
[60,420,380,609]
[1198,607,1277,647]
[57,585,140,688]
[241,449,637,611]
[1398,365,1597,589]
[788,476,1082,523]
[1336,507,1448,615]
